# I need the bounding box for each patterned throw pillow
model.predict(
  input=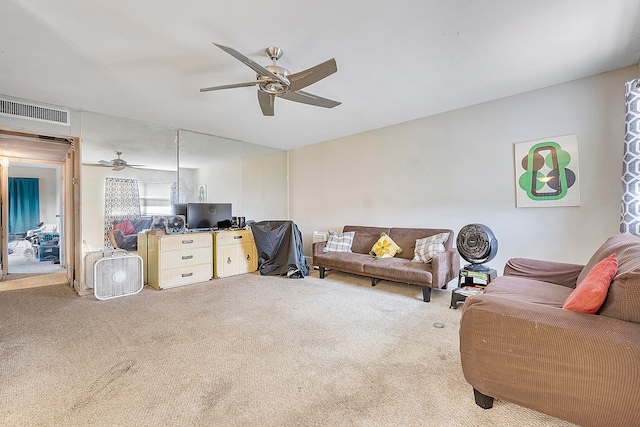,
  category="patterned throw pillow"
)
[370,233,403,259]
[323,231,355,253]
[411,232,450,263]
